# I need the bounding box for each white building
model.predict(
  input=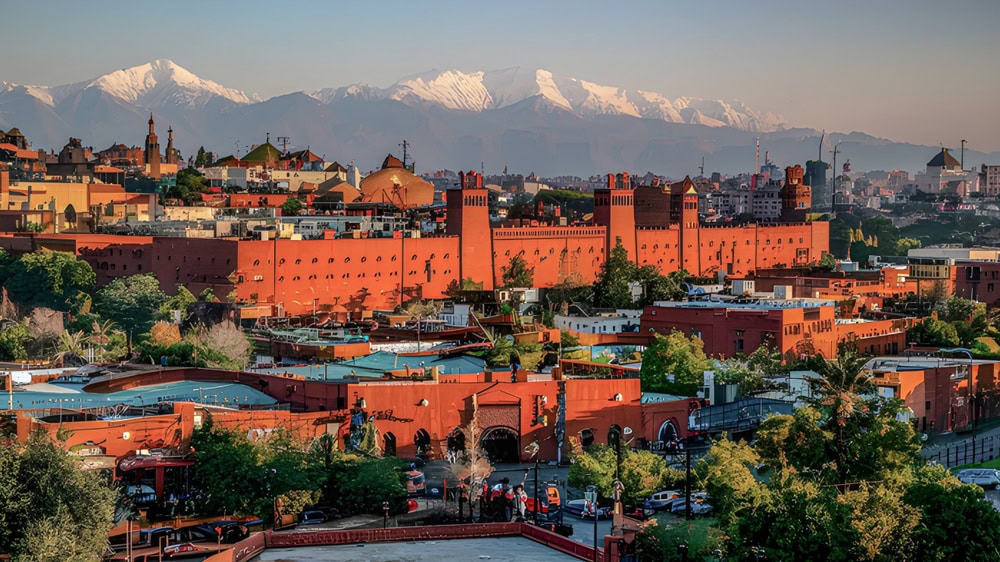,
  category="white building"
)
[981,165,1000,197]
[914,148,980,195]
[554,310,641,335]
